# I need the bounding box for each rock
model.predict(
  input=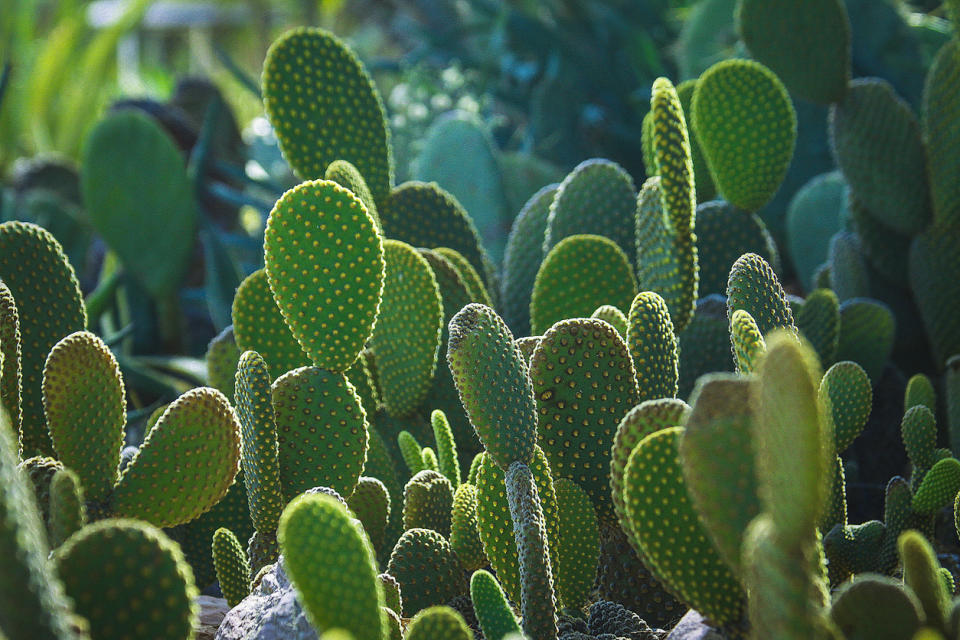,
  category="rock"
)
[197,596,230,640]
[665,610,725,640]
[215,556,317,640]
